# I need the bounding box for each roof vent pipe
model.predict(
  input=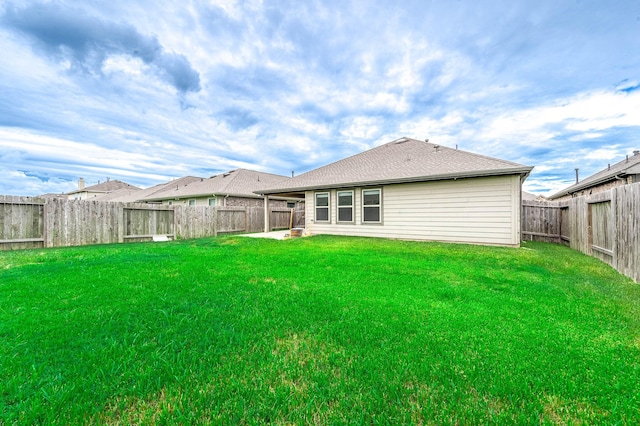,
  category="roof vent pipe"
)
[292,171,295,178]
[575,168,579,184]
